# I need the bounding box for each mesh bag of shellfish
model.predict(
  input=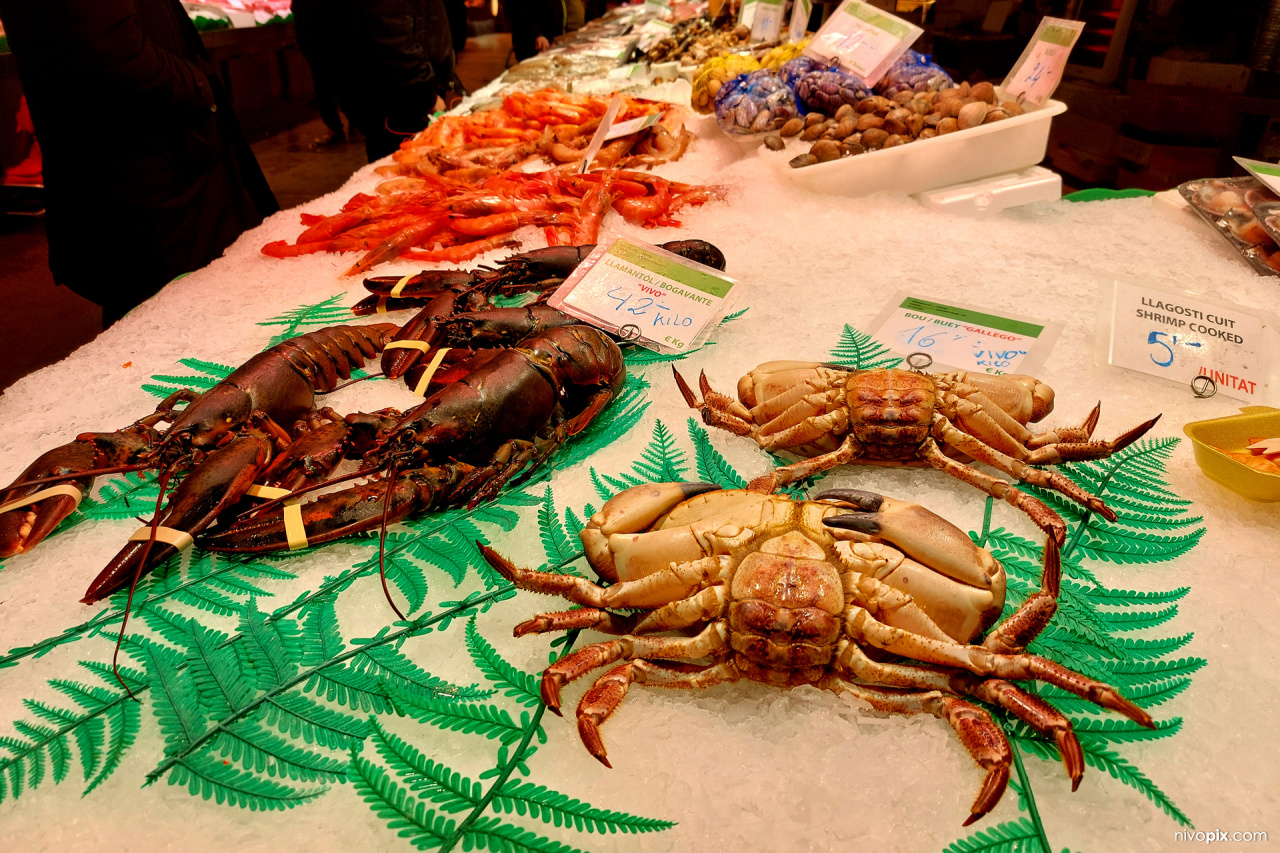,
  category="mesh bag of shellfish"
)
[714,70,803,136]
[873,49,954,97]
[778,55,826,99]
[793,66,873,116]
